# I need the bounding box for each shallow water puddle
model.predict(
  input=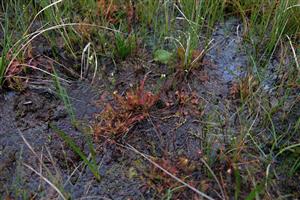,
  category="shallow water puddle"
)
[208,17,247,83]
